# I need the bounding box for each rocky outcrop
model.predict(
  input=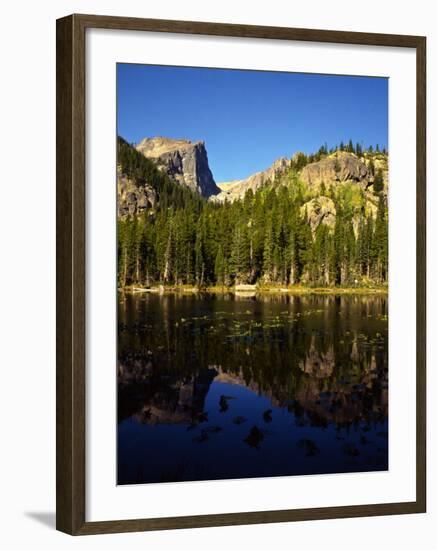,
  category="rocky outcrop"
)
[214,157,291,202]
[301,193,382,238]
[117,167,157,217]
[301,197,336,234]
[136,137,220,197]
[300,151,371,191]
[213,151,388,204]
